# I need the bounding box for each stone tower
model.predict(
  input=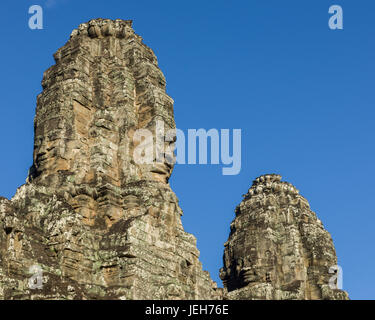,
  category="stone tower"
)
[0,19,348,300]
[0,19,218,299]
[220,174,349,300]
